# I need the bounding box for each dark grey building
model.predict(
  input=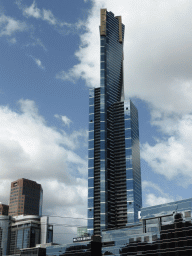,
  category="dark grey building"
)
[87,9,142,236]
[0,204,9,216]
